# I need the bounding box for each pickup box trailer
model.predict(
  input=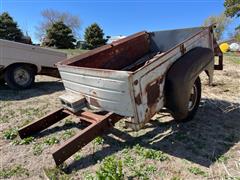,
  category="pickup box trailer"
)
[18,25,223,165]
[0,39,67,89]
